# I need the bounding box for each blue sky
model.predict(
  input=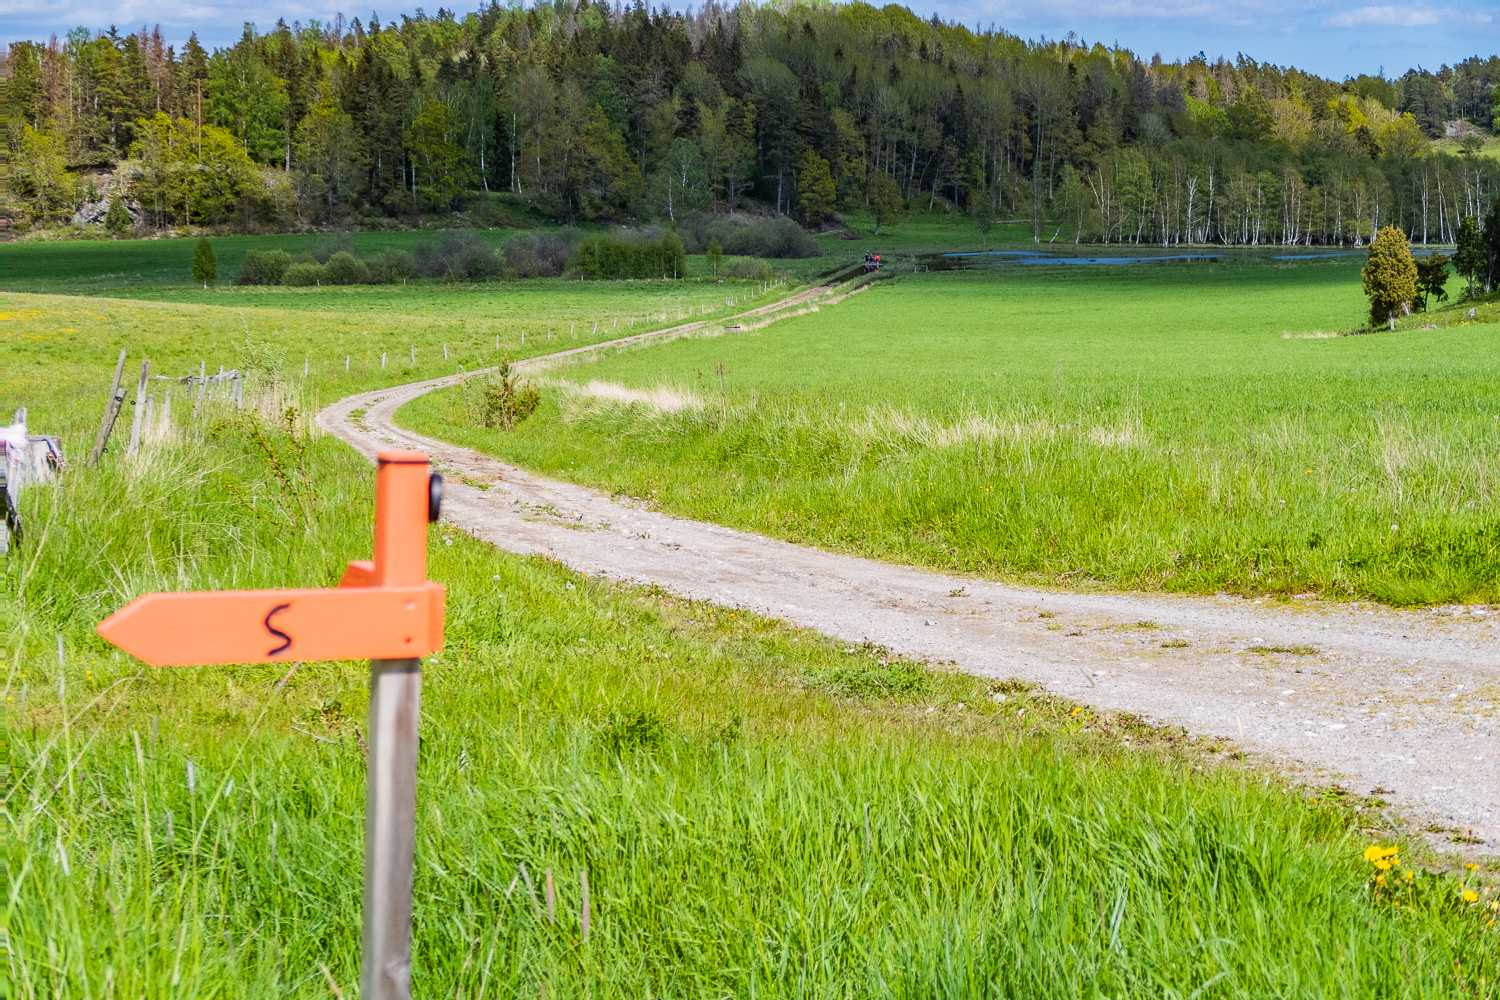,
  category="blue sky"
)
[4,0,1496,79]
